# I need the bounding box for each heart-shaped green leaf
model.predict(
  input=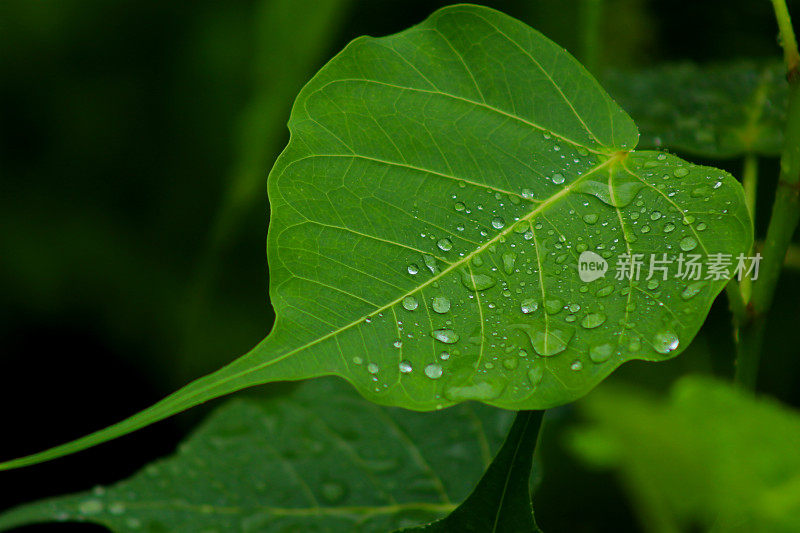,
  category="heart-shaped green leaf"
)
[251,4,751,408]
[0,3,752,470]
